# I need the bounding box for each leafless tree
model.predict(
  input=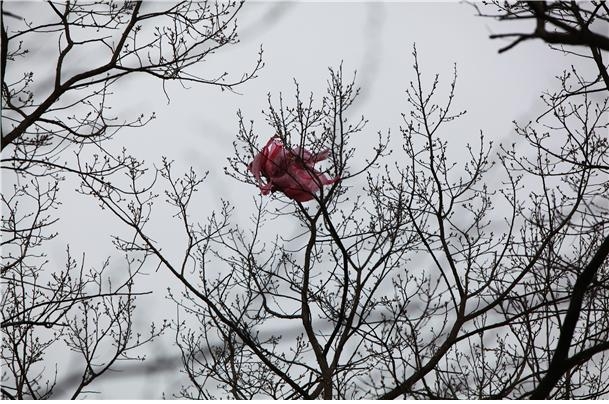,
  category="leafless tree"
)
[74,43,608,398]
[474,1,609,116]
[1,0,261,398]
[475,2,609,398]
[2,0,608,400]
